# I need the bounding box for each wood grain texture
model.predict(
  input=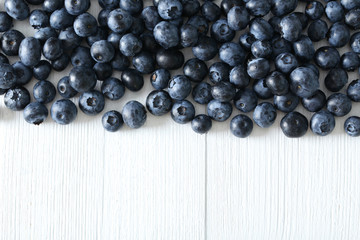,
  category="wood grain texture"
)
[1,0,360,240]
